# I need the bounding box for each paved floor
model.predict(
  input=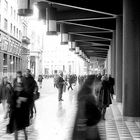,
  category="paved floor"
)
[0,79,140,140]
